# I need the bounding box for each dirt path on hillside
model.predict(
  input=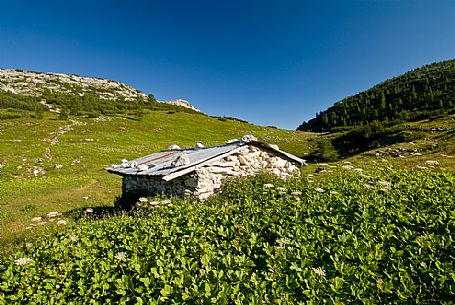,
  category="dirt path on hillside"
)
[43,119,86,160]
